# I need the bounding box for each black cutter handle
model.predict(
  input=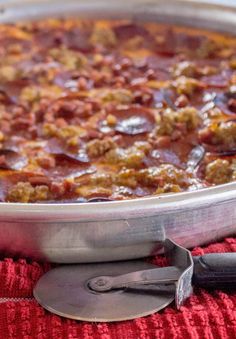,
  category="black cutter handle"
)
[193,253,236,289]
